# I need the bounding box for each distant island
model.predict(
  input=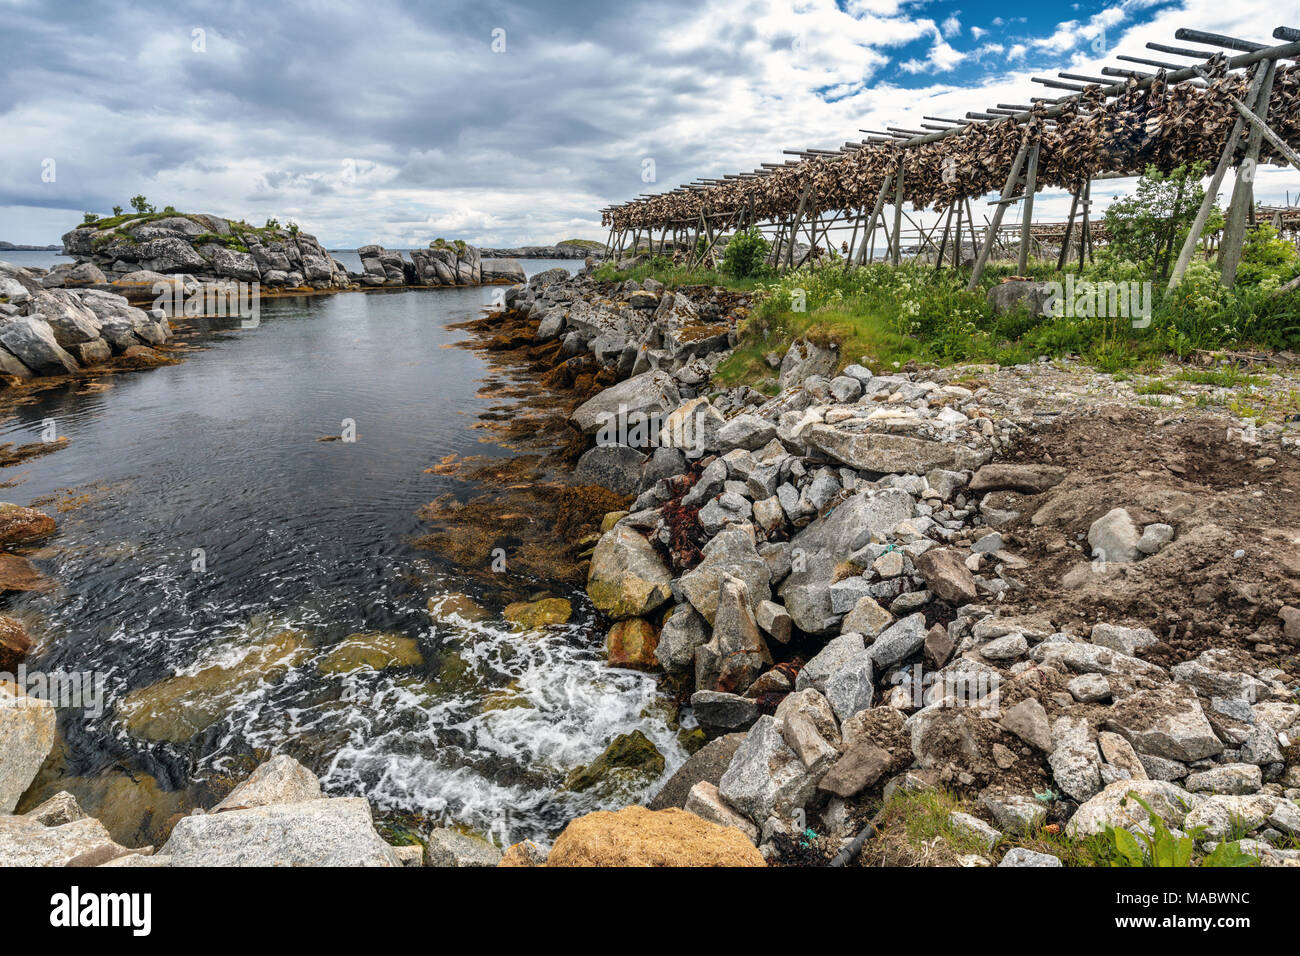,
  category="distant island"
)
[0,241,62,251]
